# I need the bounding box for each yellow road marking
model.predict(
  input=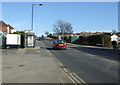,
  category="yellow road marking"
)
[62,68,69,73]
